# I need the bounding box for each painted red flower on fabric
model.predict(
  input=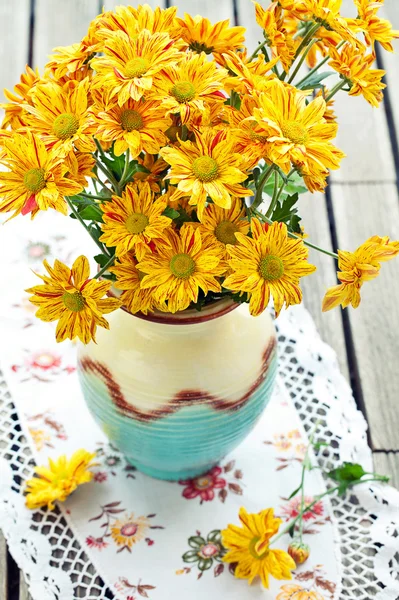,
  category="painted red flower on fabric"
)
[86,535,108,550]
[281,496,324,521]
[29,351,62,370]
[94,471,108,483]
[179,466,227,502]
